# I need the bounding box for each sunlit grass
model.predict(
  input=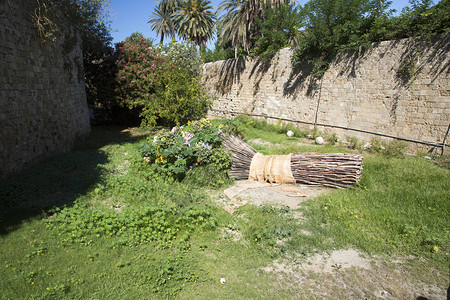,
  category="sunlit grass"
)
[0,121,449,298]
